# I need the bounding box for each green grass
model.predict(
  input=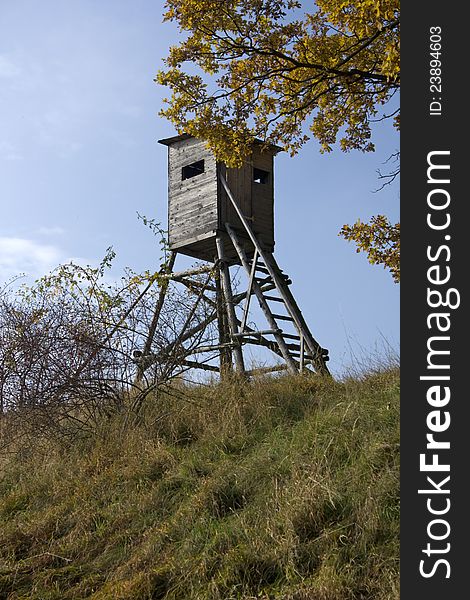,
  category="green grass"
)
[0,368,399,599]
